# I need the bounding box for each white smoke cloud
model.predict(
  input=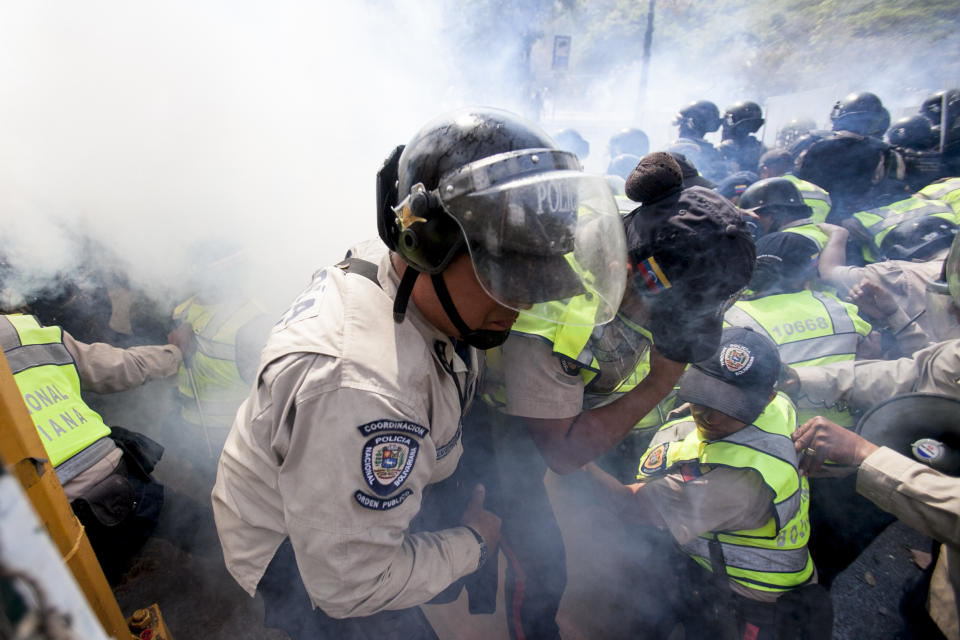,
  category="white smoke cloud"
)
[0,0,509,316]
